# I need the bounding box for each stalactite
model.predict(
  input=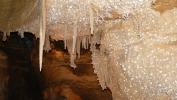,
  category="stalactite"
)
[72,21,77,54]
[74,47,76,60]
[89,3,94,34]
[67,39,76,68]
[64,23,67,49]
[90,35,95,52]
[92,4,99,23]
[88,35,91,44]
[2,32,6,41]
[20,31,24,38]
[86,35,88,49]
[39,0,46,71]
[76,36,80,59]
